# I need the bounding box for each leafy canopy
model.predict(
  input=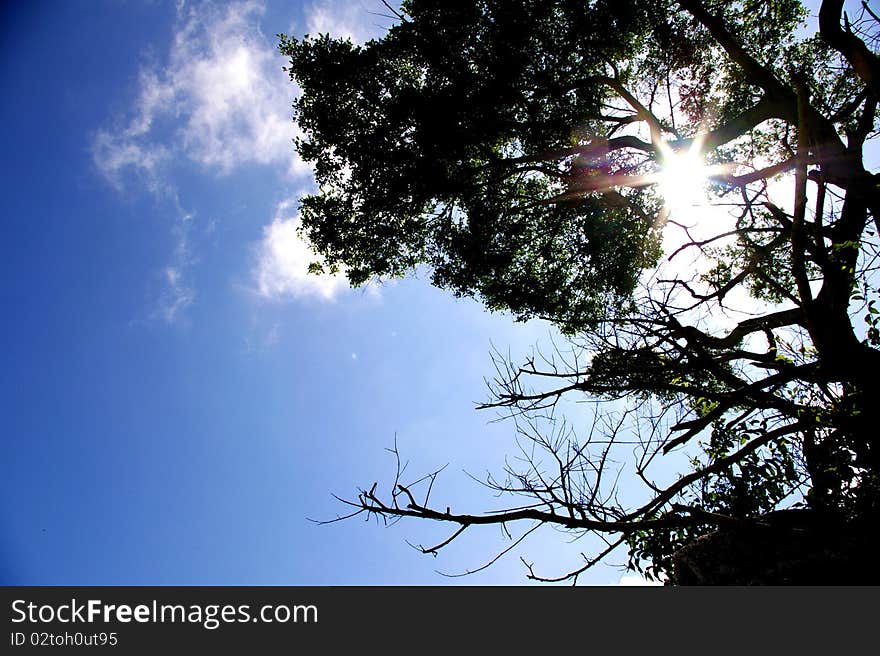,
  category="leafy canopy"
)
[284,1,672,331]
